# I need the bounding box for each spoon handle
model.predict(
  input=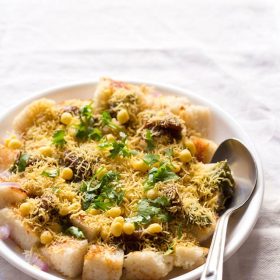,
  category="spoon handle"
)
[200,209,233,280]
